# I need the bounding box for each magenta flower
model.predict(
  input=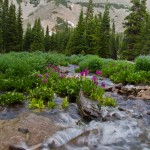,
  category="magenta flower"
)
[96,70,102,75]
[45,73,49,77]
[52,66,60,73]
[92,76,98,85]
[80,68,88,76]
[101,82,106,88]
[42,78,48,84]
[84,68,88,76]
[80,71,84,76]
